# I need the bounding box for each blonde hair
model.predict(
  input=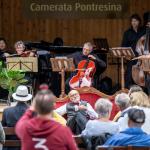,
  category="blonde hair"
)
[130,91,150,108]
